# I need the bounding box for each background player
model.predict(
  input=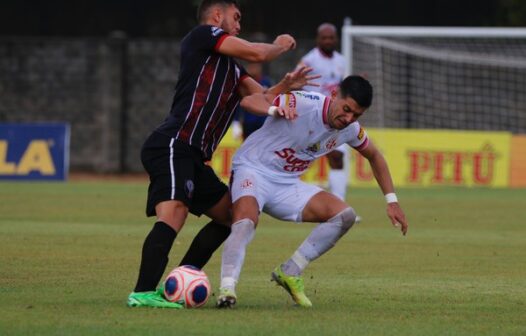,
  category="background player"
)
[298,23,357,212]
